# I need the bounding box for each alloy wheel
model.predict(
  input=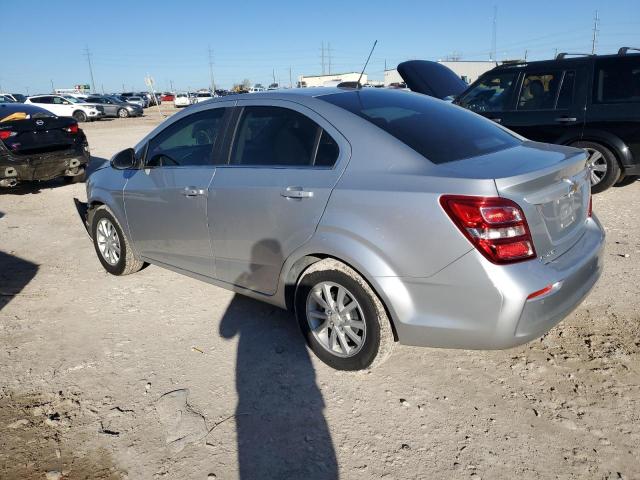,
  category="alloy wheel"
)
[305,281,366,358]
[585,147,608,186]
[96,218,121,265]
